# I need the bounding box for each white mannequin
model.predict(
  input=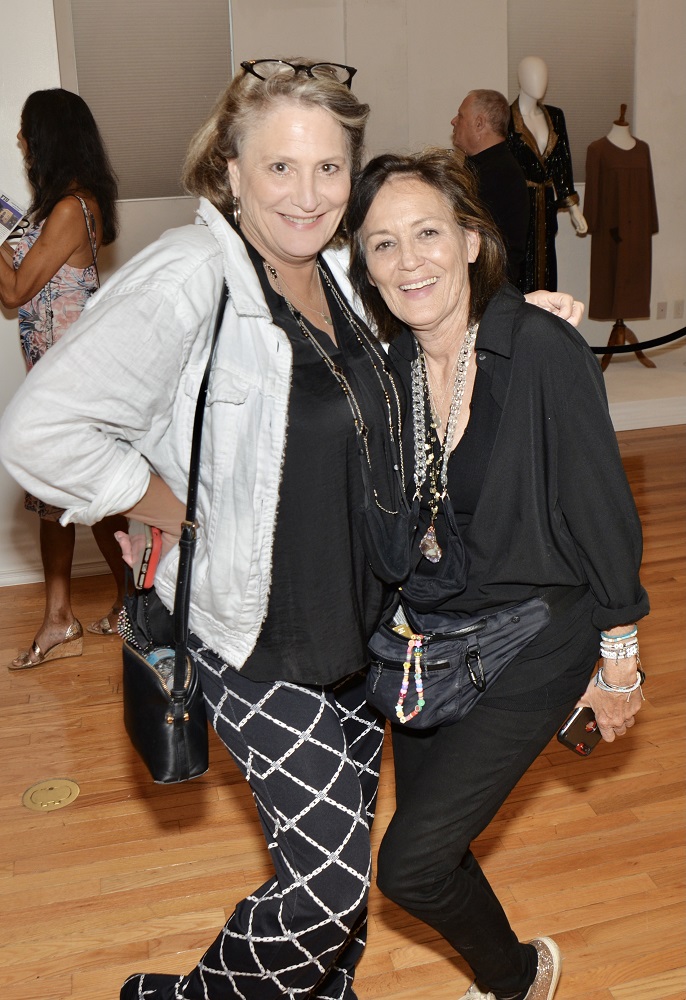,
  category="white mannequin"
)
[516,56,587,235]
[607,106,636,150]
[516,56,550,154]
